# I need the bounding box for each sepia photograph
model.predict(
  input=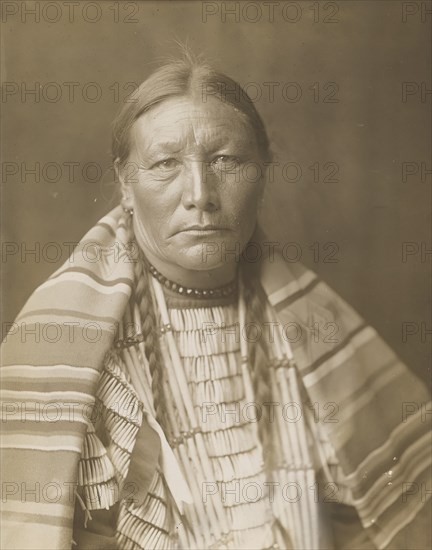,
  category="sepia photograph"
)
[1,1,431,549]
